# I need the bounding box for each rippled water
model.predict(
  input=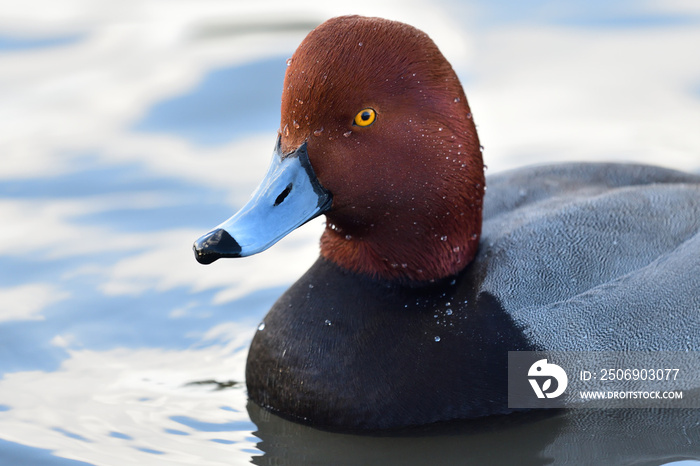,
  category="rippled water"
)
[1,0,700,464]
